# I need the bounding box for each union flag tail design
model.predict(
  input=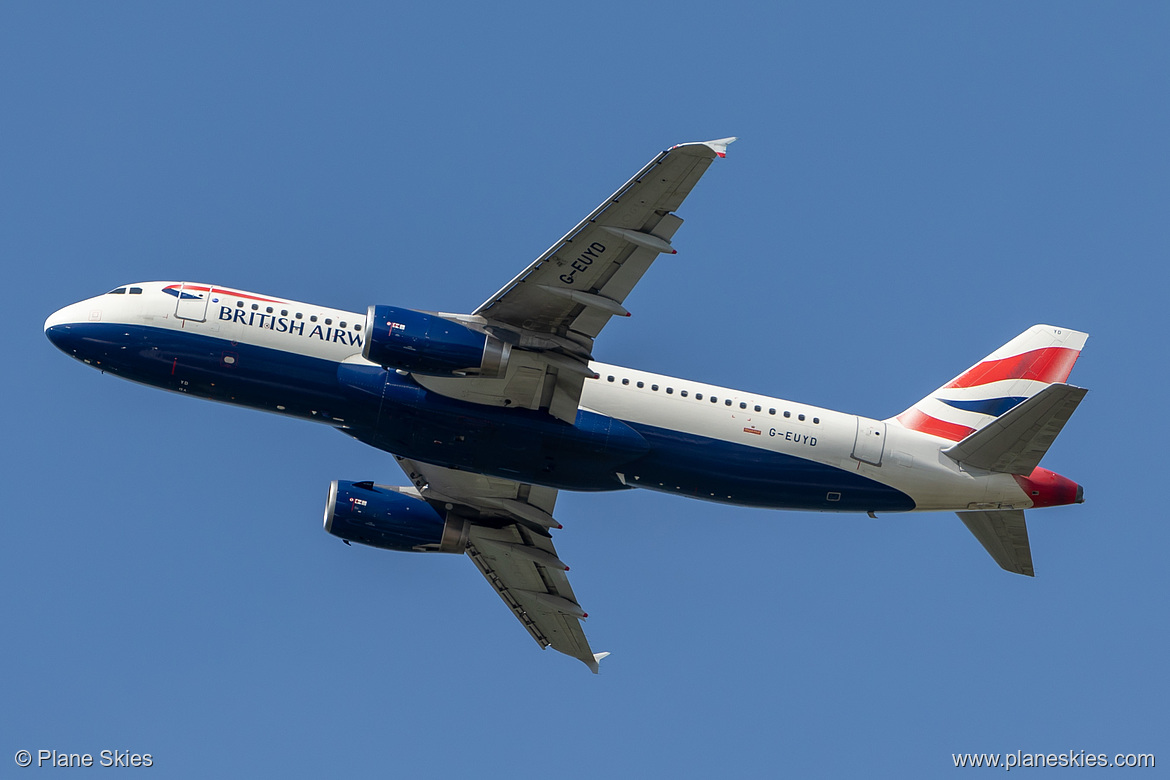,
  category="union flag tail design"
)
[892,325,1089,441]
